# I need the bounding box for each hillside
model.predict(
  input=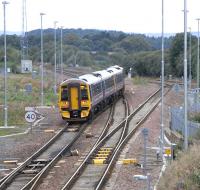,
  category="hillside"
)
[0,28,173,77]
